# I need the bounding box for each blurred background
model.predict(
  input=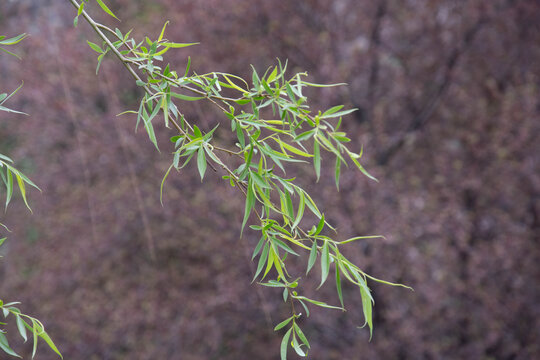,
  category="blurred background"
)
[1,0,539,359]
